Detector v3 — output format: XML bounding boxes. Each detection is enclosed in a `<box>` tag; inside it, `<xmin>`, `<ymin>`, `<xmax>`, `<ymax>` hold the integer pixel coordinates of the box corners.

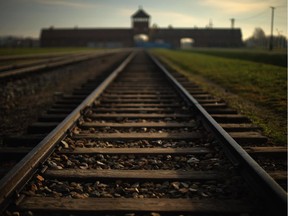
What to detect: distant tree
<box><xmin>151</xmin><ymin>23</ymin><xmax>158</xmax><ymax>29</ymax></box>
<box><xmin>253</xmin><ymin>27</ymin><xmax>266</xmax><ymax>40</ymax></box>
<box><xmin>245</xmin><ymin>27</ymin><xmax>268</xmax><ymax>48</ymax></box>
<box><xmin>0</xmin><ymin>36</ymin><xmax>39</xmax><ymax>48</ymax></box>
<box><xmin>245</xmin><ymin>27</ymin><xmax>287</xmax><ymax>49</ymax></box>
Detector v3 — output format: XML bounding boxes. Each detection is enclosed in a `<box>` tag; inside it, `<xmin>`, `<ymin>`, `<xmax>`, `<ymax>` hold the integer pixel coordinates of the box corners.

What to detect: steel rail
<box><xmin>0</xmin><ymin>50</ymin><xmax>136</xmax><ymax>213</ymax></box>
<box><xmin>0</xmin><ymin>51</ymin><xmax>103</xmax><ymax>61</ymax></box>
<box><xmin>149</xmin><ymin>52</ymin><xmax>287</xmax><ymax>215</ymax></box>
<box><xmin>0</xmin><ymin>54</ymin><xmax>90</xmax><ymax>72</ymax></box>
<box><xmin>0</xmin><ymin>49</ymin><xmax>129</xmax><ymax>79</ymax></box>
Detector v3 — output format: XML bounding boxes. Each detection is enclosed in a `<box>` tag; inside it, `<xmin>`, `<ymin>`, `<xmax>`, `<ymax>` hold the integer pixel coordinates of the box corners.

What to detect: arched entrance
<box><xmin>134</xmin><ymin>34</ymin><xmax>149</xmax><ymax>47</ymax></box>
<box><xmin>180</xmin><ymin>38</ymin><xmax>195</xmax><ymax>49</ymax></box>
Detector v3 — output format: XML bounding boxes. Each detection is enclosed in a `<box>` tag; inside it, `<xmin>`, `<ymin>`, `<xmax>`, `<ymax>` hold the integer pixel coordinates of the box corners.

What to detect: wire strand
<box><xmin>237</xmin><ymin>9</ymin><xmax>269</xmax><ymax>21</ymax></box>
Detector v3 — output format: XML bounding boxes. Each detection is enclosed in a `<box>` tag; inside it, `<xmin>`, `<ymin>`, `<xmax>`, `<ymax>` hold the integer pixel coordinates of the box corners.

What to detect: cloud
<box><xmin>199</xmin><ymin>0</ymin><xmax>269</xmax><ymax>14</ymax></box>
<box><xmin>33</xmin><ymin>0</ymin><xmax>98</xmax><ymax>9</ymax></box>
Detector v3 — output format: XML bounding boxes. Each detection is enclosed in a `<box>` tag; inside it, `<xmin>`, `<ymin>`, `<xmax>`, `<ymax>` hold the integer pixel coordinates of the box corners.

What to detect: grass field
<box><xmin>152</xmin><ymin>49</ymin><xmax>287</xmax><ymax>144</ymax></box>
<box><xmin>183</xmin><ymin>48</ymin><xmax>287</xmax><ymax>68</ymax></box>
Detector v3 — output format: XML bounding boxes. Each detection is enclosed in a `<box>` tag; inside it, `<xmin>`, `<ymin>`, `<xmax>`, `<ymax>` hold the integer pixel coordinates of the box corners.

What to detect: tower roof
<box><xmin>131</xmin><ymin>8</ymin><xmax>150</xmax><ymax>18</ymax></box>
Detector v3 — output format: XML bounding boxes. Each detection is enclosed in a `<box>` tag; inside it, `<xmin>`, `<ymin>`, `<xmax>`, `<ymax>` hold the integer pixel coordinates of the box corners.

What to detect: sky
<box><xmin>0</xmin><ymin>0</ymin><xmax>286</xmax><ymax>40</ymax></box>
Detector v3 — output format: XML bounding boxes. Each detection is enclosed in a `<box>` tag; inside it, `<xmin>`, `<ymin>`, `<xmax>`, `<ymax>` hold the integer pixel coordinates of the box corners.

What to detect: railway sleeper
<box><xmin>43</xmin><ymin>169</ymin><xmax>223</xmax><ymax>180</ymax></box>
<box><xmin>89</xmin><ymin>107</ymin><xmax>186</xmax><ymax>114</ymax></box>
<box><xmin>79</xmin><ymin>121</ymin><xmax>198</xmax><ymax>128</ymax></box>
<box><xmin>72</xmin><ymin>132</ymin><xmax>203</xmax><ymax>140</ymax></box>
<box><xmin>219</xmin><ymin>123</ymin><xmax>261</xmax><ymax>132</ymax></box>
<box><xmin>210</xmin><ymin>114</ymin><xmax>251</xmax><ymax>123</ymax></box>
<box><xmin>201</xmin><ymin>103</ymin><xmax>228</xmax><ymax>109</ymax></box>
<box><xmin>101</xmin><ymin>95</ymin><xmax>177</xmax><ymax>99</ymax></box>
<box><xmin>229</xmin><ymin>132</ymin><xmax>268</xmax><ymax>145</ymax></box>
<box><xmin>105</xmin><ymin>90</ymin><xmax>175</xmax><ymax>95</ymax></box>
<box><xmin>59</xmin><ymin>147</ymin><xmax>212</xmax><ymax>155</ymax></box>
<box><xmin>1</xmin><ymin>51</ymin><xmax>286</xmax><ymax>216</ymax></box>
<box><xmin>99</xmin><ymin>99</ymin><xmax>180</xmax><ymax>104</ymax></box>
<box><xmin>17</xmin><ymin>197</ymin><xmax>260</xmax><ymax>215</ymax></box>
<box><xmin>86</xmin><ymin>113</ymin><xmax>194</xmax><ymax>120</ymax></box>
<box><xmin>95</xmin><ymin>104</ymin><xmax>183</xmax><ymax>108</ymax></box>
<box><xmin>244</xmin><ymin>146</ymin><xmax>287</xmax><ymax>157</ymax></box>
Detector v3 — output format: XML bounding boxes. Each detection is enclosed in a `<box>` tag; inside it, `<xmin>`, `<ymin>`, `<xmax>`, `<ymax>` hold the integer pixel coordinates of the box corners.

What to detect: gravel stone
<box><xmin>48</xmin><ymin>153</ymin><xmax>227</xmax><ymax>171</ymax></box>
<box><xmin>23</xmin><ymin>177</ymin><xmax>251</xmax><ymax>200</ymax></box>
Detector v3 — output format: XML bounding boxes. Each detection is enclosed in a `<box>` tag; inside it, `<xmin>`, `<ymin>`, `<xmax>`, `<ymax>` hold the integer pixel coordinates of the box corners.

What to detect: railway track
<box><xmin>155</xmin><ymin>56</ymin><xmax>287</xmax><ymax>190</ymax></box>
<box><xmin>0</xmin><ymin>50</ymin><xmax>286</xmax><ymax>216</ymax></box>
<box><xmin>0</xmin><ymin>49</ymin><xmax>127</xmax><ymax>79</ymax></box>
<box><xmin>0</xmin><ymin>50</ymin><xmax>131</xmax><ymax>177</ymax></box>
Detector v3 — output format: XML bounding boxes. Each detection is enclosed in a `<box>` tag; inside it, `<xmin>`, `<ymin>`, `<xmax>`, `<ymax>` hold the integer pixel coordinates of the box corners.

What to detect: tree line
<box><xmin>244</xmin><ymin>27</ymin><xmax>287</xmax><ymax>49</ymax></box>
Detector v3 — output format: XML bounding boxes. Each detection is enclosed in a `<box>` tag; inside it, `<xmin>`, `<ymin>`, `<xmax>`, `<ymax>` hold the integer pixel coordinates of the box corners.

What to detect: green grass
<box><xmin>152</xmin><ymin>49</ymin><xmax>287</xmax><ymax>144</ymax></box>
<box><xmin>0</xmin><ymin>47</ymin><xmax>99</xmax><ymax>56</ymax></box>
<box><xmin>182</xmin><ymin>48</ymin><xmax>287</xmax><ymax>67</ymax></box>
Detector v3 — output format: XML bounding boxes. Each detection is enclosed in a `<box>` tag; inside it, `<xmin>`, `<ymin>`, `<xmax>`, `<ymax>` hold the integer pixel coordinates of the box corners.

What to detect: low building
<box><xmin>40</xmin><ymin>8</ymin><xmax>242</xmax><ymax>48</ymax></box>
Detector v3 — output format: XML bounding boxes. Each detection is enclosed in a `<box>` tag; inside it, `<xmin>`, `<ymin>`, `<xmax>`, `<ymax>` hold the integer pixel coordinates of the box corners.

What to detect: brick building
<box><xmin>40</xmin><ymin>8</ymin><xmax>243</xmax><ymax>48</ymax></box>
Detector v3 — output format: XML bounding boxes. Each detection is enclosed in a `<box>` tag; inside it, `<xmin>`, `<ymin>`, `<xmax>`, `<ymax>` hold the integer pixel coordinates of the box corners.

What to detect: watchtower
<box><xmin>131</xmin><ymin>7</ymin><xmax>150</xmax><ymax>34</ymax></box>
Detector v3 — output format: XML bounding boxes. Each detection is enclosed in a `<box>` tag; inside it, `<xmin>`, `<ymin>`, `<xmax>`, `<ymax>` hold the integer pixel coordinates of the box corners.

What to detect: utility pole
<box><xmin>230</xmin><ymin>18</ymin><xmax>235</xmax><ymax>29</ymax></box>
<box><xmin>269</xmin><ymin>7</ymin><xmax>275</xmax><ymax>51</ymax></box>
